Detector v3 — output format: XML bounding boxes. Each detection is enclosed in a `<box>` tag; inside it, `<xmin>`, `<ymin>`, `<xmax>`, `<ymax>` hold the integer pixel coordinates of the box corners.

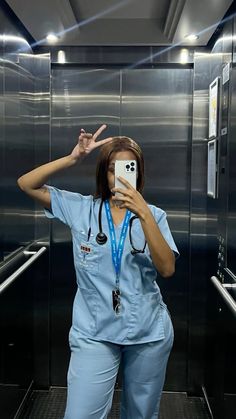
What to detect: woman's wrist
<box><xmin>139</xmin><ymin>206</ymin><xmax>152</xmax><ymax>223</ymax></box>
<box><xmin>67</xmin><ymin>153</ymin><xmax>84</xmax><ymax>166</ymax></box>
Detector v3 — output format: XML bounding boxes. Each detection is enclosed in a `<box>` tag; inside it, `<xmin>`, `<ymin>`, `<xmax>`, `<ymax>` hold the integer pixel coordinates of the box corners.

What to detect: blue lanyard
<box><xmin>104</xmin><ymin>200</ymin><xmax>131</xmax><ymax>289</ymax></box>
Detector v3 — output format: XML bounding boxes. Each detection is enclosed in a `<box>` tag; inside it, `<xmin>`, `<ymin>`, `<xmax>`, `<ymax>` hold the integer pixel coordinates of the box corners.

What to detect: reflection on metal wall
<box><xmin>34</xmin><ymin>53</ymin><xmax>51</xmax><ymax>246</ymax></box>
<box><xmin>0</xmin><ymin>5</ymin><xmax>51</xmax><ymax>414</ymax></box>
<box><xmin>204</xmin><ymin>18</ymin><xmax>236</xmax><ymax>419</ymax></box>
<box><xmin>0</xmin><ymin>36</ymin><xmax>3</xmax><ymax>263</ymax></box>
<box><xmin>189</xmin><ymin>52</ymin><xmax>212</xmax><ymax>394</ymax></box>
<box><xmin>1</xmin><ymin>35</ymin><xmax>34</xmax><ymax>260</ymax></box>
<box><xmin>50</xmin><ymin>67</ymin><xmax>192</xmax><ymax>391</ymax></box>
<box><xmin>0</xmin><ymin>8</ymin><xmax>35</xmax><ymax>417</ymax></box>
<box><xmin>32</xmin><ymin>53</ymin><xmax>51</xmax><ymax>388</ymax></box>
<box><xmin>226</xmin><ymin>58</ymin><xmax>236</xmax><ymax>277</ymax></box>
<box><xmin>121</xmin><ymin>68</ymin><xmax>192</xmax><ymax>391</ymax></box>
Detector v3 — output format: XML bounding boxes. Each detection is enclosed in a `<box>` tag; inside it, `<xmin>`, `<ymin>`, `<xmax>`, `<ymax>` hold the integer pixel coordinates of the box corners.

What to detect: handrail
<box><xmin>0</xmin><ymin>247</ymin><xmax>47</xmax><ymax>295</ymax></box>
<box><xmin>0</xmin><ymin>246</ymin><xmax>26</xmax><ymax>275</ymax></box>
<box><xmin>0</xmin><ymin>241</ymin><xmax>47</xmax><ymax>277</ymax></box>
<box><xmin>211</xmin><ymin>276</ymin><xmax>236</xmax><ymax>318</ymax></box>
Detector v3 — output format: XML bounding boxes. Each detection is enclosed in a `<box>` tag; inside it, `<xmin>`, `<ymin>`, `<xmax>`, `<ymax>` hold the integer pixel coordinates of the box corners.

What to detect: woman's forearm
<box><xmin>17</xmin><ymin>154</ymin><xmax>79</xmax><ymax>191</ymax></box>
<box><xmin>140</xmin><ymin>209</ymin><xmax>175</xmax><ymax>278</ymax></box>
<box><xmin>17</xmin><ymin>125</ymin><xmax>111</xmax><ymax>209</ymax></box>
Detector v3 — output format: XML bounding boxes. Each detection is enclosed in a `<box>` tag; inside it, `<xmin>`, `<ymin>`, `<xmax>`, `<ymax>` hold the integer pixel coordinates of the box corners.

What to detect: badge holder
<box><xmin>112</xmin><ymin>289</ymin><xmax>121</xmax><ymax>314</ymax></box>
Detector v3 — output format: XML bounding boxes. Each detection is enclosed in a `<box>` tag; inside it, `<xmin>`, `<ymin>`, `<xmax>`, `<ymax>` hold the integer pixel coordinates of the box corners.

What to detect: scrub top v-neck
<box><xmin>44</xmin><ymin>186</ymin><xmax>179</xmax><ymax>345</ymax></box>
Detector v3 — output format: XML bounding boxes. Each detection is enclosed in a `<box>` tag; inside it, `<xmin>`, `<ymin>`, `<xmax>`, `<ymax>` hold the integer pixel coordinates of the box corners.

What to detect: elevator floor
<box><xmin>19</xmin><ymin>387</ymin><xmax>211</xmax><ymax>419</ymax></box>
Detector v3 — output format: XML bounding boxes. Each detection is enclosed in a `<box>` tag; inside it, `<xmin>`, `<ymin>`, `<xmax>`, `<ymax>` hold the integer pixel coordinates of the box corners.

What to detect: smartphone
<box><xmin>115</xmin><ymin>160</ymin><xmax>137</xmax><ymax>197</ymax></box>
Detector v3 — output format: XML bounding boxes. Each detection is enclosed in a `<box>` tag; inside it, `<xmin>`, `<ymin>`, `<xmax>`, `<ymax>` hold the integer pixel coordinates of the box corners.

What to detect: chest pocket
<box><xmin>75</xmin><ymin>231</ymin><xmax>100</xmax><ymax>273</ymax></box>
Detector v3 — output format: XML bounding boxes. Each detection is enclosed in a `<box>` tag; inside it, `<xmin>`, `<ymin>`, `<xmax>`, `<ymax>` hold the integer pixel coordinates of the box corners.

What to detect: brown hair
<box><xmin>95</xmin><ymin>136</ymin><xmax>144</xmax><ymax>200</ymax></box>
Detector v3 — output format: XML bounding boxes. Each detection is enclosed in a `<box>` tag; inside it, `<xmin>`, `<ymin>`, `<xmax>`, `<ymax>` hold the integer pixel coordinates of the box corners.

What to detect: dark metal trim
<box><xmin>51</xmin><ymin>62</ymin><xmax>194</xmax><ymax>69</ymax></box>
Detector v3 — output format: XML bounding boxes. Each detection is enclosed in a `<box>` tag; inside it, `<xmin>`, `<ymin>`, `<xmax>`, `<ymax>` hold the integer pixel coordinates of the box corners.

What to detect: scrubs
<box><xmin>44</xmin><ymin>186</ymin><xmax>179</xmax><ymax>418</ymax></box>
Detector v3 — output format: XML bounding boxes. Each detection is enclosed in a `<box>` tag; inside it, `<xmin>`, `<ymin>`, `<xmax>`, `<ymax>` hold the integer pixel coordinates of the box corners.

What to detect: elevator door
<box><xmin>50</xmin><ymin>67</ymin><xmax>192</xmax><ymax>391</ymax></box>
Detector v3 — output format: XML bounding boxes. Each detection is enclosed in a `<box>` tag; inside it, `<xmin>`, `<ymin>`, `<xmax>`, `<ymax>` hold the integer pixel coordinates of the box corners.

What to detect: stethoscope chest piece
<box><xmin>96</xmin><ymin>232</ymin><xmax>107</xmax><ymax>245</ymax></box>
<box><xmin>95</xmin><ymin>200</ymin><xmax>146</xmax><ymax>252</ymax></box>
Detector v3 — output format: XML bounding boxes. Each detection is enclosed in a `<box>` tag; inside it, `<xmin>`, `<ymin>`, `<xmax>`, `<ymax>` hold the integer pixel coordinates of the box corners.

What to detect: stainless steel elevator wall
<box><xmin>0</xmin><ymin>27</ymin><xmax>34</xmax><ymax>261</ymax></box>
<box><xmin>33</xmin><ymin>53</ymin><xmax>51</xmax><ymax>247</ymax></box>
<box><xmin>50</xmin><ymin>67</ymin><xmax>192</xmax><ymax>390</ymax></box>
<box><xmin>0</xmin><ymin>6</ymin><xmax>51</xmax><ymax>417</ymax></box>
<box><xmin>33</xmin><ymin>53</ymin><xmax>51</xmax><ymax>388</ymax></box>
<box><xmin>204</xmin><ymin>17</ymin><xmax>236</xmax><ymax>419</ymax></box>
<box><xmin>189</xmin><ymin>52</ymin><xmax>212</xmax><ymax>394</ymax></box>
<box><xmin>0</xmin><ymin>6</ymin><xmax>51</xmax><ymax>414</ymax></box>
<box><xmin>0</xmin><ymin>35</ymin><xmax>3</xmax><ymax>263</ymax></box>
<box><xmin>121</xmin><ymin>68</ymin><xmax>192</xmax><ymax>391</ymax></box>
<box><xmin>0</xmin><ymin>14</ymin><xmax>50</xmax><ymax>263</ymax></box>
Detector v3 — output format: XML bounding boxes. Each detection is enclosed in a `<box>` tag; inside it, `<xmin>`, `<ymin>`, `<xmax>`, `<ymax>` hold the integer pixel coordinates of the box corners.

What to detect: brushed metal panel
<box><xmin>3</xmin><ymin>48</ymin><xmax>35</xmax><ymax>257</ymax></box>
<box><xmin>225</xmin><ymin>52</ymin><xmax>236</xmax><ymax>277</ymax></box>
<box><xmin>204</xmin><ymin>19</ymin><xmax>236</xmax><ymax>418</ymax></box>
<box><xmin>33</xmin><ymin>53</ymin><xmax>51</xmax><ymax>248</ymax></box>
<box><xmin>0</xmin><ymin>36</ymin><xmax>3</xmax><ymax>263</ymax></box>
<box><xmin>193</xmin><ymin>19</ymin><xmax>233</xmax><ymax>402</ymax></box>
<box><xmin>0</xmin><ymin>267</ymin><xmax>34</xmax><ymax>416</ymax></box>
<box><xmin>227</xmin><ymin>97</ymin><xmax>236</xmax><ymax>268</ymax></box>
<box><xmin>121</xmin><ymin>69</ymin><xmax>191</xmax><ymax>204</ymax></box>
<box><xmin>32</xmin><ymin>53</ymin><xmax>51</xmax><ymax>388</ymax></box>
<box><xmin>121</xmin><ymin>68</ymin><xmax>192</xmax><ymax>391</ymax></box>
<box><xmin>189</xmin><ymin>52</ymin><xmax>211</xmax><ymax>395</ymax></box>
<box><xmin>205</xmin><ymin>279</ymin><xmax>236</xmax><ymax>419</ymax></box>
<box><xmin>0</xmin><ymin>16</ymin><xmax>36</xmax><ymax>418</ymax></box>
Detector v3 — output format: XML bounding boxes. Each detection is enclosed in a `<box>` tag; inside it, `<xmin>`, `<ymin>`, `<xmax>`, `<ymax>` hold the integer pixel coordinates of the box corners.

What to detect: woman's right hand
<box><xmin>71</xmin><ymin>124</ymin><xmax>113</xmax><ymax>159</ymax></box>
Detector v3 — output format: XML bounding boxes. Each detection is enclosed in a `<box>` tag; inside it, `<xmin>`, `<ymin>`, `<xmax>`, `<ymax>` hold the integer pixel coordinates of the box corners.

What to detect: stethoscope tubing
<box><xmin>95</xmin><ymin>199</ymin><xmax>147</xmax><ymax>254</ymax></box>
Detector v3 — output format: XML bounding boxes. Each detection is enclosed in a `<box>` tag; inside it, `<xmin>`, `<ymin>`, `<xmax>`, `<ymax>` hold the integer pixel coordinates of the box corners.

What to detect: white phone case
<box><xmin>115</xmin><ymin>160</ymin><xmax>137</xmax><ymax>196</ymax></box>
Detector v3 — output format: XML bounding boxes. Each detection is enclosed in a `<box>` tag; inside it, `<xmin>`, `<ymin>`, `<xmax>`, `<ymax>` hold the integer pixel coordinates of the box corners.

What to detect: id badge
<box><xmin>112</xmin><ymin>289</ymin><xmax>121</xmax><ymax>314</ymax></box>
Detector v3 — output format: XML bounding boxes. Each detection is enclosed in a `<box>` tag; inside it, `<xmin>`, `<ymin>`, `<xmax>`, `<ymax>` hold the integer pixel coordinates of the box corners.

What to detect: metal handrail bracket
<box><xmin>222</xmin><ymin>283</ymin><xmax>236</xmax><ymax>289</ymax></box>
<box><xmin>0</xmin><ymin>246</ymin><xmax>47</xmax><ymax>295</ymax></box>
<box><xmin>211</xmin><ymin>276</ymin><xmax>236</xmax><ymax>318</ymax></box>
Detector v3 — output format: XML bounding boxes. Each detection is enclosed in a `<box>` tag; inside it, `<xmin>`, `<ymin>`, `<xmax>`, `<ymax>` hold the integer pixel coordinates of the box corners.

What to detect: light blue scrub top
<box><xmin>44</xmin><ymin>186</ymin><xmax>179</xmax><ymax>345</ymax></box>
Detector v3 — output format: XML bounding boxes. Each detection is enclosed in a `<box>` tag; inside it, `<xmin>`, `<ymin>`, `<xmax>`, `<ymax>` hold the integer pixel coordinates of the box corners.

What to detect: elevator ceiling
<box><xmin>5</xmin><ymin>0</ymin><xmax>235</xmax><ymax>46</ymax></box>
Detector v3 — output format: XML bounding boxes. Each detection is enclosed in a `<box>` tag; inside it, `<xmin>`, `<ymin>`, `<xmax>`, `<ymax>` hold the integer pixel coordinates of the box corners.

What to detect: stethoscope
<box><xmin>95</xmin><ymin>199</ymin><xmax>147</xmax><ymax>255</ymax></box>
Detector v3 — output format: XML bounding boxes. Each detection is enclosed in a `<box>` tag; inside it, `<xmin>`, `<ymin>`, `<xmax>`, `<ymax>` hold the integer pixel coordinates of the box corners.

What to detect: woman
<box><xmin>17</xmin><ymin>124</ymin><xmax>179</xmax><ymax>419</ymax></box>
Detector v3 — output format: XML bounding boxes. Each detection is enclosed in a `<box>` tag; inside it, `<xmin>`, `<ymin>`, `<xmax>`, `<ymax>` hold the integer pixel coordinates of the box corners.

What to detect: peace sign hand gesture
<box><xmin>71</xmin><ymin>124</ymin><xmax>113</xmax><ymax>159</ymax></box>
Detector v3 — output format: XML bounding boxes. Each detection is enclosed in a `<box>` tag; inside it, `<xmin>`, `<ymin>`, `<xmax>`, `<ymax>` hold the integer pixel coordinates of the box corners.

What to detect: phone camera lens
<box><xmin>131</xmin><ymin>167</ymin><xmax>135</xmax><ymax>172</ymax></box>
<box><xmin>126</xmin><ymin>164</ymin><xmax>130</xmax><ymax>170</ymax></box>
<box><xmin>131</xmin><ymin>162</ymin><xmax>135</xmax><ymax>166</ymax></box>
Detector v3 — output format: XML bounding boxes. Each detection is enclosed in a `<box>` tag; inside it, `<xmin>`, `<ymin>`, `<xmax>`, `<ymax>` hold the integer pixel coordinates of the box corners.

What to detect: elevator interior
<box><xmin>0</xmin><ymin>1</ymin><xmax>236</xmax><ymax>418</ymax></box>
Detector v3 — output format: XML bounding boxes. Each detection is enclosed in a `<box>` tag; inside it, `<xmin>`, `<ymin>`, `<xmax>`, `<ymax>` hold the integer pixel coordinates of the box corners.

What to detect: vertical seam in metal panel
<box><xmin>49</xmin><ymin>55</ymin><xmax>53</xmax><ymax>388</ymax></box>
<box><xmin>119</xmin><ymin>69</ymin><xmax>122</xmax><ymax>136</ymax></box>
<box><xmin>187</xmin><ymin>64</ymin><xmax>195</xmax><ymax>393</ymax></box>
<box><xmin>49</xmin><ymin>57</ymin><xmax>52</xmax><ymax>165</ymax></box>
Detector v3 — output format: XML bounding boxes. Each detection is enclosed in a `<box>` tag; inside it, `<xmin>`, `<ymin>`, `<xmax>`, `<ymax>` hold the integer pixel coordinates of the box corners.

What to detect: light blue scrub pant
<box><xmin>64</xmin><ymin>310</ymin><xmax>174</xmax><ymax>419</ymax></box>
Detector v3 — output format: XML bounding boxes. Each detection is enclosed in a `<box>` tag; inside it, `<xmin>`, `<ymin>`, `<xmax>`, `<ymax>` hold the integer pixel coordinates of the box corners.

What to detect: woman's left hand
<box><xmin>111</xmin><ymin>176</ymin><xmax>150</xmax><ymax>220</ymax></box>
